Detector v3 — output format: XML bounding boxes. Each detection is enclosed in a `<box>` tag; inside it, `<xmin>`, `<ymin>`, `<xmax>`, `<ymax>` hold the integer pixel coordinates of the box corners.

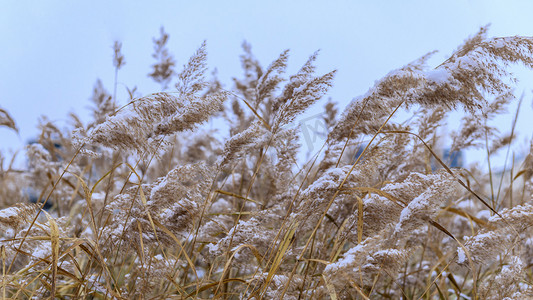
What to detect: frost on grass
<box><xmin>88</xmin><ymin>42</ymin><xmax>227</xmax><ymax>154</ymax></box>
<box><xmin>324</xmin><ymin>227</ymin><xmax>410</xmax><ymax>289</ymax></box>
<box><xmin>458</xmin><ymin>204</ymin><xmax>533</xmax><ymax>265</ymax></box>
<box><xmin>3</xmin><ymin>27</ymin><xmax>533</xmax><ymax>299</ymax></box>
<box><xmin>0</xmin><ymin>203</ymin><xmax>39</xmax><ymax>232</ymax></box>
<box><xmin>98</xmin><ymin>162</ymin><xmax>213</xmax><ymax>254</ymax></box>
<box><xmin>331</xmin><ymin>28</ymin><xmax>533</xmax><ymax>141</ymax></box>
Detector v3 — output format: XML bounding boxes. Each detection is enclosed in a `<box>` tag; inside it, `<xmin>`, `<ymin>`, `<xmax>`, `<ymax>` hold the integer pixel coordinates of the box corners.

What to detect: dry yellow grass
<box><xmin>0</xmin><ymin>26</ymin><xmax>533</xmax><ymax>299</ymax></box>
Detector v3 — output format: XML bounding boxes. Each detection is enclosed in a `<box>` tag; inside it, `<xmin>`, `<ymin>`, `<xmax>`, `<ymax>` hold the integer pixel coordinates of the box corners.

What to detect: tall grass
<box><xmin>1</xmin><ymin>26</ymin><xmax>533</xmax><ymax>299</ymax></box>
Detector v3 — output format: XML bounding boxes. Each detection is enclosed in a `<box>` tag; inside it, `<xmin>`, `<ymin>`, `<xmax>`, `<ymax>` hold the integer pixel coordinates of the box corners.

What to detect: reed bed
<box><xmin>1</xmin><ymin>26</ymin><xmax>533</xmax><ymax>299</ymax></box>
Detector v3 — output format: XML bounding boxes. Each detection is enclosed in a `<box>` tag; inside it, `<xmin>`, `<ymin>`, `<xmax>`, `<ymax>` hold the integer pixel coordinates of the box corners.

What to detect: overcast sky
<box><xmin>1</xmin><ymin>1</ymin><xmax>532</xmax><ymax>169</ymax></box>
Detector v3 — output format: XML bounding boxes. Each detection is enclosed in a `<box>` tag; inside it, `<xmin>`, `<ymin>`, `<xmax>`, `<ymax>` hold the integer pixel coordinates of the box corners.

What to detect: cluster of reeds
<box><xmin>1</xmin><ymin>26</ymin><xmax>533</xmax><ymax>299</ymax></box>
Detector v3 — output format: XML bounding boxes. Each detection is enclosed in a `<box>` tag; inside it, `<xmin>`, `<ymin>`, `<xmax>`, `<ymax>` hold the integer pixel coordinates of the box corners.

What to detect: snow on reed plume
<box><xmin>1</xmin><ymin>26</ymin><xmax>533</xmax><ymax>298</ymax></box>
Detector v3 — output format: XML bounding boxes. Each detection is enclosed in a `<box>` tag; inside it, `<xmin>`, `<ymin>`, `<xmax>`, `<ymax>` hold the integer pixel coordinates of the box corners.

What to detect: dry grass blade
<box><xmin>417</xmin><ymin>254</ymin><xmax>456</xmax><ymax>300</ymax></box>
<box><xmin>341</xmin><ymin>186</ymin><xmax>407</xmax><ymax>207</ymax></box>
<box><xmin>223</xmin><ymin>89</ymin><xmax>271</xmax><ymax>130</ymax></box>
<box><xmin>357</xmin><ymin>195</ymin><xmax>364</xmax><ymax>244</ymax></box>
<box><xmin>44</xmin><ymin>212</ymin><xmax>59</xmax><ymax>300</ymax></box>
<box><xmin>151</xmin><ymin>219</ymin><xmax>199</xmax><ymax>285</ymax></box>
<box><xmin>428</xmin><ymin>220</ymin><xmax>457</xmax><ymax>242</ymax></box>
<box><xmin>214</xmin><ymin>190</ymin><xmax>262</xmax><ymax>205</ymax></box>
<box><xmin>322</xmin><ymin>273</ymin><xmax>338</xmax><ymax>300</ymax></box>
<box><xmin>1</xmin><ymin>246</ymin><xmax>5</xmax><ymax>299</ymax></box>
<box><xmin>187</xmin><ymin>278</ymin><xmax>247</xmax><ymax>299</ymax></box>
<box><xmin>136</xmin><ymin>220</ymin><xmax>145</xmax><ymax>265</ymax></box>
<box><xmin>343</xmin><ymin>273</ymin><xmax>370</xmax><ymax>300</ymax></box>
<box><xmin>214</xmin><ymin>244</ymin><xmax>265</xmax><ymax>296</ymax></box>
<box><xmin>260</xmin><ymin>221</ymin><xmax>298</xmax><ymax>298</ymax></box>
<box><xmin>444</xmin><ymin>207</ymin><xmax>489</xmax><ymax>228</ymax></box>
<box><xmin>68</xmin><ymin>172</ymin><xmax>99</xmax><ymax>236</ymax></box>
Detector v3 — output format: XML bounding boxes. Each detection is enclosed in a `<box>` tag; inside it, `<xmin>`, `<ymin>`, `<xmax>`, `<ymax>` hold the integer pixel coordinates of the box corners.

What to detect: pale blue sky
<box><xmin>1</xmin><ymin>1</ymin><xmax>532</xmax><ymax>168</ymax></box>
